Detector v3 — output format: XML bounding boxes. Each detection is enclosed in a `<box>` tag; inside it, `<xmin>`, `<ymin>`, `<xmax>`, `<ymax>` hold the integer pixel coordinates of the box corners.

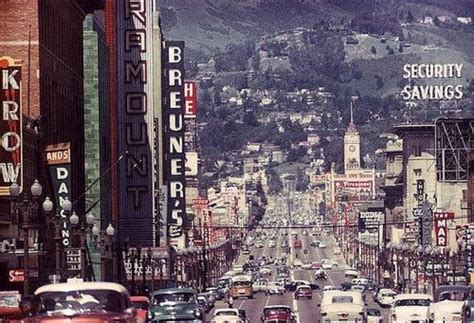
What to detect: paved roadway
<box><xmin>208</xmin><ymin>229</ymin><xmax>390</xmax><ymax>322</ymax></box>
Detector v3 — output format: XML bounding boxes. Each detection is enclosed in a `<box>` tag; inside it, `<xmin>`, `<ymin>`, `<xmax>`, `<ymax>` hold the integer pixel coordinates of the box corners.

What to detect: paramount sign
<box><xmin>434</xmin><ymin>211</ymin><xmax>454</xmax><ymax>246</ymax></box>
<box><xmin>0</xmin><ymin>57</ymin><xmax>22</xmax><ymax>196</ymax></box>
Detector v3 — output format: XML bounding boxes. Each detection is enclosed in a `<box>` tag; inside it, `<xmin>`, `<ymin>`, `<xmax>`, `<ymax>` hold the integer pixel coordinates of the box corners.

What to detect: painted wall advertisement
<box><xmin>162</xmin><ymin>41</ymin><xmax>187</xmax><ymax>248</ymax></box>
<box><xmin>45</xmin><ymin>143</ymin><xmax>72</xmax><ymax>247</ymax></box>
<box><xmin>0</xmin><ymin>56</ymin><xmax>22</xmax><ymax>196</ymax></box>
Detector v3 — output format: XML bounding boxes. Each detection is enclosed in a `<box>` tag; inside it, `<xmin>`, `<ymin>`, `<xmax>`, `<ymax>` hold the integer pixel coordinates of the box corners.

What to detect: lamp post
<box><xmin>91</xmin><ymin>223</ymin><xmax>115</xmax><ymax>282</ymax></box>
<box><xmin>70</xmin><ymin>211</ymin><xmax>96</xmax><ymax>280</ymax></box>
<box><xmin>10</xmin><ymin>180</ymin><xmax>43</xmax><ymax>296</ymax></box>
<box><xmin>423</xmin><ymin>245</ymin><xmax>432</xmax><ymax>293</ymax></box>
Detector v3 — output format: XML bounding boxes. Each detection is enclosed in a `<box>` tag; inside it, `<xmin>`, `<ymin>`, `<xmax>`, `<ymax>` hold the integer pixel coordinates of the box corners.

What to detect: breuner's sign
<box><xmin>0</xmin><ymin>56</ymin><xmax>22</xmax><ymax>196</ymax></box>
<box><xmin>45</xmin><ymin>143</ymin><xmax>72</xmax><ymax>247</ymax></box>
<box><xmin>116</xmin><ymin>0</ymin><xmax>156</xmax><ymax>245</ymax></box>
<box><xmin>184</xmin><ymin>81</ymin><xmax>197</xmax><ymax>118</ymax></box>
<box><xmin>162</xmin><ymin>41</ymin><xmax>186</xmax><ymax>248</ymax></box>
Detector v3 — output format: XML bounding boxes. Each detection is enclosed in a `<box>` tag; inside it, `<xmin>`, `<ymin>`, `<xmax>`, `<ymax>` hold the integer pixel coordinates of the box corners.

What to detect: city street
<box><xmin>209</xmin><ymin>229</ymin><xmax>390</xmax><ymax>322</ymax></box>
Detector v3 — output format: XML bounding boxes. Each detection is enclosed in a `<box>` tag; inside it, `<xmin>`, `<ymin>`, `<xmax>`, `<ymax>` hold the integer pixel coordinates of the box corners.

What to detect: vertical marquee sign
<box><xmin>0</xmin><ymin>57</ymin><xmax>22</xmax><ymax>195</ymax></box>
<box><xmin>45</xmin><ymin>143</ymin><xmax>72</xmax><ymax>247</ymax></box>
<box><xmin>116</xmin><ymin>0</ymin><xmax>156</xmax><ymax>245</ymax></box>
<box><xmin>162</xmin><ymin>41</ymin><xmax>187</xmax><ymax>248</ymax></box>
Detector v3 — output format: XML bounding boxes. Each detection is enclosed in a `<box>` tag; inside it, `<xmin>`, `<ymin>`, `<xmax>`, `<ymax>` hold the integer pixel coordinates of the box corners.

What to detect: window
<box><xmin>412</xmin><ymin>145</ymin><xmax>422</xmax><ymax>157</ymax></box>
<box><xmin>414</xmin><ymin>169</ymin><xmax>422</xmax><ymax>178</ymax></box>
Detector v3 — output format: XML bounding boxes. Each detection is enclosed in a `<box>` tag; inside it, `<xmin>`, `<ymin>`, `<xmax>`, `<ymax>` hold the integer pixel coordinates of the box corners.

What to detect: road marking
<box><xmin>238</xmin><ymin>300</ymin><xmax>245</xmax><ymax>309</ymax></box>
<box><xmin>292</xmin><ymin>296</ymin><xmax>300</xmax><ymax>323</ymax></box>
<box><xmin>265</xmin><ymin>295</ymin><xmax>270</xmax><ymax>307</ymax></box>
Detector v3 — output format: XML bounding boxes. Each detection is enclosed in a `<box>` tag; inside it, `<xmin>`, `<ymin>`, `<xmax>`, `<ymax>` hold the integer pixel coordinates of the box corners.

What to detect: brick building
<box><xmin>0</xmin><ymin>0</ymin><xmax>104</xmax><ymax>290</ymax></box>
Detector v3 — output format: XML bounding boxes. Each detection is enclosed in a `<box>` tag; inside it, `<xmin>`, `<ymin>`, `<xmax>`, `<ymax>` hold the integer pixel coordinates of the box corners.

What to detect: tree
<box><xmin>385</xmin><ymin>44</ymin><xmax>391</xmax><ymax>50</ymax></box>
<box><xmin>389</xmin><ymin>48</ymin><xmax>395</xmax><ymax>55</ymax></box>
<box><xmin>398</xmin><ymin>30</ymin><xmax>405</xmax><ymax>42</ymax></box>
<box><xmin>398</xmin><ymin>44</ymin><xmax>403</xmax><ymax>53</ymax></box>
<box><xmin>371</xmin><ymin>46</ymin><xmax>377</xmax><ymax>55</ymax></box>
<box><xmin>407</xmin><ymin>10</ymin><xmax>414</xmax><ymax>23</ymax></box>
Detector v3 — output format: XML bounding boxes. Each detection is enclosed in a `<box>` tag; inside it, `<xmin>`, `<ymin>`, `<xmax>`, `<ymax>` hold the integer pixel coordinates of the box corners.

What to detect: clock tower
<box><xmin>344</xmin><ymin>105</ymin><xmax>361</xmax><ymax>174</ymax></box>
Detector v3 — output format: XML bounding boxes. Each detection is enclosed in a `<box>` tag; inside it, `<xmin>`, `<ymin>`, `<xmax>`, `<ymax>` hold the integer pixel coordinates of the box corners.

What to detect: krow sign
<box><xmin>0</xmin><ymin>56</ymin><xmax>22</xmax><ymax>196</ymax></box>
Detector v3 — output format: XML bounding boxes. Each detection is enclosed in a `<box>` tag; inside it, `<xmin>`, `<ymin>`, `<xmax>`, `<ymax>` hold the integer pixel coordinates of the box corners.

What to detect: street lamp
<box><xmin>92</xmin><ymin>223</ymin><xmax>115</xmax><ymax>282</ymax></box>
<box><xmin>70</xmin><ymin>211</ymin><xmax>96</xmax><ymax>280</ymax></box>
<box><xmin>10</xmin><ymin>180</ymin><xmax>43</xmax><ymax>296</ymax></box>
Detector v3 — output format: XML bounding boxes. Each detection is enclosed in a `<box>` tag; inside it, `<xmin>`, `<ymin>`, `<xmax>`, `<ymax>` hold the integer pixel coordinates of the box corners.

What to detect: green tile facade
<box><xmin>83</xmin><ymin>12</ymin><xmax>111</xmax><ymax>281</ymax></box>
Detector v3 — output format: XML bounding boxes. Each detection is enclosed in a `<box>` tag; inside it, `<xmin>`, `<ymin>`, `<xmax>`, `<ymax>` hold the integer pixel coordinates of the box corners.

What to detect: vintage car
<box><xmin>0</xmin><ymin>291</ymin><xmax>22</xmax><ymax>322</ymax></box>
<box><xmin>267</xmin><ymin>282</ymin><xmax>285</xmax><ymax>295</ymax></box>
<box><xmin>211</xmin><ymin>308</ymin><xmax>248</xmax><ymax>323</ymax></box>
<box><xmin>130</xmin><ymin>296</ymin><xmax>149</xmax><ymax>323</ymax></box>
<box><xmin>315</xmin><ymin>269</ymin><xmax>328</xmax><ymax>280</ymax></box>
<box><xmin>260</xmin><ymin>305</ymin><xmax>296</xmax><ymax>323</ymax></box>
<box><xmin>148</xmin><ymin>288</ymin><xmax>204</xmax><ymax>322</ymax></box>
<box><xmin>389</xmin><ymin>293</ymin><xmax>432</xmax><ymax>323</ymax></box>
<box><xmin>21</xmin><ymin>281</ymin><xmax>137</xmax><ymax>323</ymax></box>
<box><xmin>319</xmin><ymin>290</ymin><xmax>365</xmax><ymax>322</ymax></box>
<box><xmin>462</xmin><ymin>284</ymin><xmax>474</xmax><ymax>322</ymax></box>
<box><xmin>375</xmin><ymin>288</ymin><xmax>397</xmax><ymax>307</ymax></box>
<box><xmin>294</xmin><ymin>285</ymin><xmax>312</xmax><ymax>300</ymax></box>
<box><xmin>366</xmin><ymin>308</ymin><xmax>382</xmax><ymax>323</ymax></box>
<box><xmin>344</xmin><ymin>268</ymin><xmax>359</xmax><ymax>278</ymax></box>
<box><xmin>284</xmin><ymin>280</ymin><xmax>319</xmax><ymax>292</ymax></box>
<box><xmin>428</xmin><ymin>285</ymin><xmax>468</xmax><ymax>323</ymax></box>
<box><xmin>196</xmin><ymin>293</ymin><xmax>213</xmax><ymax>313</ymax></box>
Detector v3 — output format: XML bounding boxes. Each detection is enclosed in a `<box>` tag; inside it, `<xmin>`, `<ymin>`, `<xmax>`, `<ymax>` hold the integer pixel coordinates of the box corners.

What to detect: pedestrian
<box><xmin>227</xmin><ymin>296</ymin><xmax>234</xmax><ymax>308</ymax></box>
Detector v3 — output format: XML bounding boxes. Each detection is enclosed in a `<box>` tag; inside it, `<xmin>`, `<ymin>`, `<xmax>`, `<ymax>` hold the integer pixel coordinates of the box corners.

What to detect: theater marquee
<box><xmin>0</xmin><ymin>56</ymin><xmax>22</xmax><ymax>196</ymax></box>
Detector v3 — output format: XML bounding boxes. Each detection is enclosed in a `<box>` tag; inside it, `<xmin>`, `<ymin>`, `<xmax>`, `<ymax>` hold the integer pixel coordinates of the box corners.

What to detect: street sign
<box><xmin>8</xmin><ymin>270</ymin><xmax>24</xmax><ymax>282</ymax></box>
<box><xmin>65</xmin><ymin>248</ymin><xmax>82</xmax><ymax>271</ymax></box>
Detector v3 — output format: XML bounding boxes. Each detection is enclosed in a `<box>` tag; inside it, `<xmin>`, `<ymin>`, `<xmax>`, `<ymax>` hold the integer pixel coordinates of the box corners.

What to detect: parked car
<box><xmin>429</xmin><ymin>285</ymin><xmax>468</xmax><ymax>323</ymax></box>
<box><xmin>344</xmin><ymin>268</ymin><xmax>359</xmax><ymax>278</ymax></box>
<box><xmin>130</xmin><ymin>296</ymin><xmax>150</xmax><ymax>323</ymax></box>
<box><xmin>21</xmin><ymin>281</ymin><xmax>137</xmax><ymax>323</ymax></box>
<box><xmin>294</xmin><ymin>285</ymin><xmax>312</xmax><ymax>300</ymax></box>
<box><xmin>366</xmin><ymin>308</ymin><xmax>383</xmax><ymax>323</ymax></box>
<box><xmin>260</xmin><ymin>305</ymin><xmax>296</xmax><ymax>323</ymax></box>
<box><xmin>211</xmin><ymin>308</ymin><xmax>248</xmax><ymax>323</ymax></box>
<box><xmin>319</xmin><ymin>290</ymin><xmax>365</xmax><ymax>322</ymax></box>
<box><xmin>389</xmin><ymin>293</ymin><xmax>432</xmax><ymax>323</ymax></box>
<box><xmin>375</xmin><ymin>288</ymin><xmax>397</xmax><ymax>307</ymax></box>
<box><xmin>149</xmin><ymin>288</ymin><xmax>204</xmax><ymax>322</ymax></box>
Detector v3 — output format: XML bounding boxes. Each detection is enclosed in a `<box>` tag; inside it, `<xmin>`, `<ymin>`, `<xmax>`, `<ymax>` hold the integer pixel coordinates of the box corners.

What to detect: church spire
<box><xmin>350</xmin><ymin>101</ymin><xmax>354</xmax><ymax>123</ymax></box>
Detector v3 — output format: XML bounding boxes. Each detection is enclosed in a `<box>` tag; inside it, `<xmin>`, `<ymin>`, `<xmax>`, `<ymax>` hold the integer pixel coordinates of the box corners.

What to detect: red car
<box><xmin>311</xmin><ymin>262</ymin><xmax>321</xmax><ymax>270</ymax></box>
<box><xmin>294</xmin><ymin>285</ymin><xmax>312</xmax><ymax>300</ymax></box>
<box><xmin>294</xmin><ymin>240</ymin><xmax>302</xmax><ymax>249</ymax></box>
<box><xmin>261</xmin><ymin>305</ymin><xmax>296</xmax><ymax>323</ymax></box>
<box><xmin>130</xmin><ymin>295</ymin><xmax>150</xmax><ymax>323</ymax></box>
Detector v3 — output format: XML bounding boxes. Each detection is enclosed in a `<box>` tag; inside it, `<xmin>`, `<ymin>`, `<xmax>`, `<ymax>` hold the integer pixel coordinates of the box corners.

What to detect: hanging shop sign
<box><xmin>434</xmin><ymin>211</ymin><xmax>454</xmax><ymax>246</ymax></box>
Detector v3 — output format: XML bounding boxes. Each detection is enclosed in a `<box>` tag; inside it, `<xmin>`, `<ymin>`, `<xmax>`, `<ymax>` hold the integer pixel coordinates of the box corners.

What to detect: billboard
<box><xmin>184</xmin><ymin>81</ymin><xmax>197</xmax><ymax>118</ymax></box>
<box><xmin>116</xmin><ymin>0</ymin><xmax>156</xmax><ymax>245</ymax></box>
<box><xmin>0</xmin><ymin>57</ymin><xmax>22</xmax><ymax>196</ymax></box>
<box><xmin>162</xmin><ymin>41</ymin><xmax>186</xmax><ymax>248</ymax></box>
<box><xmin>45</xmin><ymin>143</ymin><xmax>72</xmax><ymax>247</ymax></box>
<box><xmin>434</xmin><ymin>211</ymin><xmax>454</xmax><ymax>246</ymax></box>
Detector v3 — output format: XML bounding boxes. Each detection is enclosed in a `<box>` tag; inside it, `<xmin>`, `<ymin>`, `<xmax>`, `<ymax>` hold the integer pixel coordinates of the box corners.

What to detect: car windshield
<box><xmin>332</xmin><ymin>296</ymin><xmax>353</xmax><ymax>303</ymax></box>
<box><xmin>436</xmin><ymin>291</ymin><xmax>466</xmax><ymax>301</ymax></box>
<box><xmin>381</xmin><ymin>292</ymin><xmax>396</xmax><ymax>297</ymax></box>
<box><xmin>264</xmin><ymin>308</ymin><xmax>290</xmax><ymax>315</ymax></box>
<box><xmin>153</xmin><ymin>292</ymin><xmax>195</xmax><ymax>305</ymax></box>
<box><xmin>131</xmin><ymin>300</ymin><xmax>149</xmax><ymax>310</ymax></box>
<box><xmin>395</xmin><ymin>299</ymin><xmax>431</xmax><ymax>306</ymax></box>
<box><xmin>367</xmin><ymin>309</ymin><xmax>380</xmax><ymax>316</ymax></box>
<box><xmin>0</xmin><ymin>293</ymin><xmax>20</xmax><ymax>307</ymax></box>
<box><xmin>216</xmin><ymin>310</ymin><xmax>238</xmax><ymax>316</ymax></box>
<box><xmin>37</xmin><ymin>289</ymin><xmax>125</xmax><ymax>315</ymax></box>
<box><xmin>233</xmin><ymin>281</ymin><xmax>251</xmax><ymax>287</ymax></box>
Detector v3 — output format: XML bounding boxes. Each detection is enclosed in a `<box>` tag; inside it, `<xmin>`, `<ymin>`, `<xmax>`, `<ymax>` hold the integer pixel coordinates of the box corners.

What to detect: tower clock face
<box><xmin>349</xmin><ymin>145</ymin><xmax>356</xmax><ymax>152</ymax></box>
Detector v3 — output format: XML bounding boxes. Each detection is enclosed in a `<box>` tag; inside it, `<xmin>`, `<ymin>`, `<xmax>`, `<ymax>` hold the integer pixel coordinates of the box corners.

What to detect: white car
<box><xmin>252</xmin><ymin>280</ymin><xmax>269</xmax><ymax>293</ymax></box>
<box><xmin>319</xmin><ymin>242</ymin><xmax>327</xmax><ymax>248</ymax></box>
<box><xmin>301</xmin><ymin>262</ymin><xmax>312</xmax><ymax>270</ymax></box>
<box><xmin>293</xmin><ymin>259</ymin><xmax>303</xmax><ymax>268</ymax></box>
<box><xmin>320</xmin><ymin>290</ymin><xmax>365</xmax><ymax>322</ymax></box>
<box><xmin>323</xmin><ymin>285</ymin><xmax>337</xmax><ymax>292</ymax></box>
<box><xmin>389</xmin><ymin>293</ymin><xmax>432</xmax><ymax>323</ymax></box>
<box><xmin>321</xmin><ymin>261</ymin><xmax>333</xmax><ymax>270</ymax></box>
<box><xmin>344</xmin><ymin>268</ymin><xmax>359</xmax><ymax>278</ymax></box>
<box><xmin>267</xmin><ymin>282</ymin><xmax>285</xmax><ymax>295</ymax></box>
<box><xmin>211</xmin><ymin>308</ymin><xmax>248</xmax><ymax>323</ymax></box>
<box><xmin>332</xmin><ymin>247</ymin><xmax>341</xmax><ymax>255</ymax></box>
<box><xmin>366</xmin><ymin>308</ymin><xmax>383</xmax><ymax>323</ymax></box>
<box><xmin>259</xmin><ymin>267</ymin><xmax>272</xmax><ymax>276</ymax></box>
<box><xmin>428</xmin><ymin>285</ymin><xmax>468</xmax><ymax>323</ymax></box>
<box><xmin>376</xmin><ymin>288</ymin><xmax>397</xmax><ymax>307</ymax></box>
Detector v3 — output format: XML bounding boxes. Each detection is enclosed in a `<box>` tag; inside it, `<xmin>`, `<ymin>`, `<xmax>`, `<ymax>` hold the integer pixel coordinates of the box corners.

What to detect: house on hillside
<box><xmin>457</xmin><ymin>17</ymin><xmax>472</xmax><ymax>24</ymax></box>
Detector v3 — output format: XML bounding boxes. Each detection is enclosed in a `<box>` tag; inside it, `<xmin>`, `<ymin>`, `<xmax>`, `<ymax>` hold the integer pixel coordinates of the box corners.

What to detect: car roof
<box><xmin>394</xmin><ymin>293</ymin><xmax>433</xmax><ymax>301</ymax></box>
<box><xmin>35</xmin><ymin>282</ymin><xmax>129</xmax><ymax>295</ymax></box>
<box><xmin>321</xmin><ymin>290</ymin><xmax>363</xmax><ymax>304</ymax></box>
<box><xmin>435</xmin><ymin>285</ymin><xmax>469</xmax><ymax>300</ymax></box>
<box><xmin>130</xmin><ymin>296</ymin><xmax>149</xmax><ymax>302</ymax></box>
<box><xmin>296</xmin><ymin>285</ymin><xmax>311</xmax><ymax>289</ymax></box>
<box><xmin>264</xmin><ymin>305</ymin><xmax>291</xmax><ymax>310</ymax></box>
<box><xmin>215</xmin><ymin>308</ymin><xmax>239</xmax><ymax>314</ymax></box>
<box><xmin>151</xmin><ymin>288</ymin><xmax>196</xmax><ymax>296</ymax></box>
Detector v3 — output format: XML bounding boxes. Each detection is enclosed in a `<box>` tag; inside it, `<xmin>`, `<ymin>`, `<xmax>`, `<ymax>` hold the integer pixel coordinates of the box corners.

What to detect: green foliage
<box><xmin>407</xmin><ymin>10</ymin><xmax>414</xmax><ymax>23</ymax></box>
<box><xmin>214</xmin><ymin>42</ymin><xmax>254</xmax><ymax>72</ymax></box>
<box><xmin>371</xmin><ymin>46</ymin><xmax>377</xmax><ymax>54</ymax></box>
<box><xmin>389</xmin><ymin>48</ymin><xmax>395</xmax><ymax>55</ymax></box>
<box><xmin>266</xmin><ymin>168</ymin><xmax>283</xmax><ymax>193</ymax></box>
